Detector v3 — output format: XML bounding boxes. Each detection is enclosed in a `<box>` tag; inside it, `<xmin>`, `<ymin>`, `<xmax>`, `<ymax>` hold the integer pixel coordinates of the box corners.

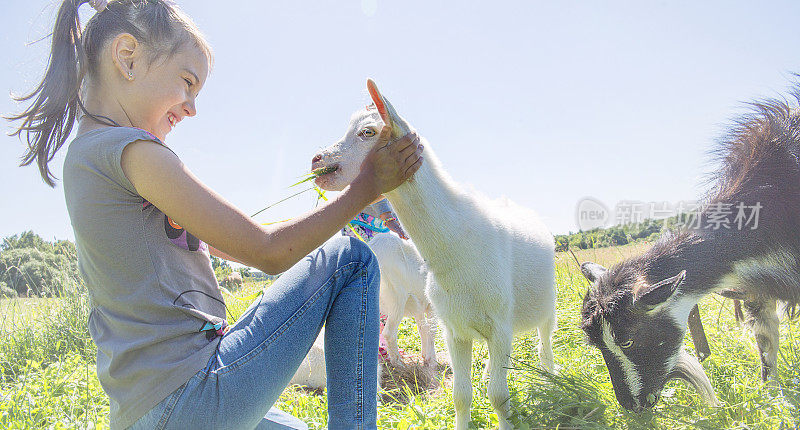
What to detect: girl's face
<box><xmin>124</xmin><ymin>44</ymin><xmax>209</xmax><ymax>141</ymax></box>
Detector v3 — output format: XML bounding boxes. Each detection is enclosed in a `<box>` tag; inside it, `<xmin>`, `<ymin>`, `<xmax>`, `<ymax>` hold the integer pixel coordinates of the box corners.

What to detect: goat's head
<box><xmin>312</xmin><ymin>79</ymin><xmax>413</xmax><ymax>191</ymax></box>
<box><xmin>580</xmin><ymin>261</ymin><xmax>714</xmax><ymax>411</ymax></box>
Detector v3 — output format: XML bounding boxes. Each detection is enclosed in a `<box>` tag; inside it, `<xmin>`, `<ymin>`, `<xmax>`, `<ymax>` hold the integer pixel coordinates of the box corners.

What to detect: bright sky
<box><xmin>2</xmin><ymin>1</ymin><xmax>799</xmax><ymax>242</ymax></box>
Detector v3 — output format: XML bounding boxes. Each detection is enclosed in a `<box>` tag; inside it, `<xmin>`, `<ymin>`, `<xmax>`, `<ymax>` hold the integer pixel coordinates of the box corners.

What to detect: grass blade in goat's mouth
<box><xmin>291</xmin><ymin>165</ymin><xmax>339</xmax><ymax>187</ymax></box>
<box><xmin>312</xmin><ymin>165</ymin><xmax>338</xmax><ymax>176</ymax></box>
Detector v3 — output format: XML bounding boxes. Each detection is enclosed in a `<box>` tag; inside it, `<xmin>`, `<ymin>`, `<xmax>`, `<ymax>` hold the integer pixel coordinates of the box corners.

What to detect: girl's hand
<box><xmin>356</xmin><ymin>127</ymin><xmax>423</xmax><ymax>197</ymax></box>
<box><xmin>379</xmin><ymin>210</ymin><xmax>408</xmax><ymax>239</ymax></box>
<box><xmin>385</xmin><ymin>219</ymin><xmax>409</xmax><ymax>240</ymax></box>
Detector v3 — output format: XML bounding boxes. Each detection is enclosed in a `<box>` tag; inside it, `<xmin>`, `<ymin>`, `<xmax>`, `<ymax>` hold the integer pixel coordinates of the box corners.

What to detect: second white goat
<box><xmin>369</xmin><ymin>231</ymin><xmax>436</xmax><ymax>367</ymax></box>
<box><xmin>289</xmin><ymin>232</ymin><xmax>435</xmax><ymax>391</ymax></box>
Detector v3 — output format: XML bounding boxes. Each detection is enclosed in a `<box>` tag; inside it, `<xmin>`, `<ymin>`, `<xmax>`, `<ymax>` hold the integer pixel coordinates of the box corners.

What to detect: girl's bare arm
<box><xmin>121</xmin><ymin>128</ymin><xmax>421</xmax><ymax>274</ymax></box>
<box><xmin>209</xmin><ymin>246</ymin><xmax>243</xmax><ymax>264</ymax></box>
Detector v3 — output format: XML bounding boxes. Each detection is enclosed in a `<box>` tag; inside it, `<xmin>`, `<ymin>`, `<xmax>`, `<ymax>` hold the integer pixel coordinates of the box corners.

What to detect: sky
<box><xmin>1</xmin><ymin>0</ymin><xmax>799</xmax><ymax>243</ymax></box>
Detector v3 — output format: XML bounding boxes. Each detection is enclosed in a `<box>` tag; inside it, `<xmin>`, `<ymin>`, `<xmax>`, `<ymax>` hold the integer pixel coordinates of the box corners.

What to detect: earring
<box><xmin>127</xmin><ymin>71</ymin><xmax>134</xmax><ymax>81</ymax></box>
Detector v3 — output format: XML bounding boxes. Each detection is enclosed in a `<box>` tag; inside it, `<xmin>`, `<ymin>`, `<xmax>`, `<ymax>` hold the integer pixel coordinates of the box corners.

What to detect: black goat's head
<box><xmin>580</xmin><ymin>261</ymin><xmax>713</xmax><ymax>411</ymax></box>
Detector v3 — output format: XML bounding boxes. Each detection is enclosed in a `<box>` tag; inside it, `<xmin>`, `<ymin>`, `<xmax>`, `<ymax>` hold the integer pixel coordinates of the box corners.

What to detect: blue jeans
<box><xmin>129</xmin><ymin>236</ymin><xmax>380</xmax><ymax>429</ymax></box>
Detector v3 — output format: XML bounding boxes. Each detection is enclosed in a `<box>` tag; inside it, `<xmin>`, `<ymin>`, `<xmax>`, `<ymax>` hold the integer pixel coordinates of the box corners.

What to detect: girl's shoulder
<box><xmin>64</xmin><ymin>127</ymin><xmax>173</xmax><ymax>196</ymax></box>
<box><xmin>70</xmin><ymin>126</ymin><xmax>164</xmax><ymax>149</ymax></box>
<box><xmin>66</xmin><ymin>126</ymin><xmax>174</xmax><ymax>166</ymax></box>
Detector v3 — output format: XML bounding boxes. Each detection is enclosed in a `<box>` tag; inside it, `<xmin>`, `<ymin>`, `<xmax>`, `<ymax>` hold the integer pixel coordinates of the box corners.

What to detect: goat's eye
<box><xmin>359</xmin><ymin>128</ymin><xmax>376</xmax><ymax>138</ymax></box>
<box><xmin>620</xmin><ymin>340</ymin><xmax>634</xmax><ymax>349</ymax></box>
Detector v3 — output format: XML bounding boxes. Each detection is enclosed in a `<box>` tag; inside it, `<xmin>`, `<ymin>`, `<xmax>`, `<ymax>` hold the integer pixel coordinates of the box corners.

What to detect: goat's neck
<box><xmin>642</xmin><ymin>229</ymin><xmax>752</xmax><ymax>324</ymax></box>
<box><xmin>383</xmin><ymin>143</ymin><xmax>462</xmax><ymax>260</ymax></box>
<box><xmin>654</xmin><ymin>226</ymin><xmax>765</xmax><ymax>292</ymax></box>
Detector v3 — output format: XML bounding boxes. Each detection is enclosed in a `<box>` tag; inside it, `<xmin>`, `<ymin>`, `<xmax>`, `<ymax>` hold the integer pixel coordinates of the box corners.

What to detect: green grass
<box><xmin>1</xmin><ymin>244</ymin><xmax>799</xmax><ymax>429</ymax></box>
<box><xmin>0</xmin><ymin>286</ymin><xmax>104</xmax><ymax>428</ymax></box>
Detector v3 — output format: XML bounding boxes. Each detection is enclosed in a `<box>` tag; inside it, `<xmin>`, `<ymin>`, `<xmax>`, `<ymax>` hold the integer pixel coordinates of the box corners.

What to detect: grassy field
<box><xmin>1</xmin><ymin>242</ymin><xmax>798</xmax><ymax>429</ymax></box>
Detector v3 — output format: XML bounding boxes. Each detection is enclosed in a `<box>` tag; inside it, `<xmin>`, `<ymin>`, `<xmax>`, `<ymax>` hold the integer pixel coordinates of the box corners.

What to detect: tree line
<box><xmin>0</xmin><ymin>231</ymin><xmax>273</xmax><ymax>298</ymax></box>
<box><xmin>554</xmin><ymin>214</ymin><xmax>693</xmax><ymax>252</ymax></box>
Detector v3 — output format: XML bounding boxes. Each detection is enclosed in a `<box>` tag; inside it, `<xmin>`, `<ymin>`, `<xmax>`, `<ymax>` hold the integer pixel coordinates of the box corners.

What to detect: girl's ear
<box><xmin>367</xmin><ymin>78</ymin><xmax>392</xmax><ymax>127</ymax></box>
<box><xmin>111</xmin><ymin>33</ymin><xmax>140</xmax><ymax>81</ymax></box>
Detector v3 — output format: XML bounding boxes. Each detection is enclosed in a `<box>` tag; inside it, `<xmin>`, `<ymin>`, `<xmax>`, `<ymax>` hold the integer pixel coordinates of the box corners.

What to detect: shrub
<box><xmin>0</xmin><ymin>232</ymin><xmax>82</xmax><ymax>298</ymax></box>
<box><xmin>0</xmin><ymin>282</ymin><xmax>16</xmax><ymax>298</ymax></box>
<box><xmin>0</xmin><ymin>248</ymin><xmax>80</xmax><ymax>297</ymax></box>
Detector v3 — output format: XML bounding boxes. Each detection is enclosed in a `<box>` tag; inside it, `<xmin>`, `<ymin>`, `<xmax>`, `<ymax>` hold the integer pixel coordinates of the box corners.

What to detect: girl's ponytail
<box><xmin>8</xmin><ymin>0</ymin><xmax>89</xmax><ymax>187</ymax></box>
<box><xmin>8</xmin><ymin>0</ymin><xmax>212</xmax><ymax>187</ymax></box>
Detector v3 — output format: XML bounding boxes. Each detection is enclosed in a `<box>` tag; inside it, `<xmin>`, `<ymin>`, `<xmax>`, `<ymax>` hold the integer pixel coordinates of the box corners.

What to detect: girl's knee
<box><xmin>327</xmin><ymin>235</ymin><xmax>377</xmax><ymax>267</ymax></box>
<box><xmin>321</xmin><ymin>236</ymin><xmax>379</xmax><ymax>298</ymax></box>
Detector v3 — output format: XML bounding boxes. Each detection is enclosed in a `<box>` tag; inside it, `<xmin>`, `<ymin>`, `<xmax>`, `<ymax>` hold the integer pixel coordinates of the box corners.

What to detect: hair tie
<box><xmin>89</xmin><ymin>0</ymin><xmax>108</xmax><ymax>12</ymax></box>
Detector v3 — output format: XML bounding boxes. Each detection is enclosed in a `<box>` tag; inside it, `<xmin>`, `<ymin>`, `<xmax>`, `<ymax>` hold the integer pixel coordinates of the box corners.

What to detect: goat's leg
<box><xmin>538</xmin><ymin>313</ymin><xmax>557</xmax><ymax>374</ymax></box>
<box><xmin>733</xmin><ymin>299</ymin><xmax>745</xmax><ymax>324</ymax></box>
<box><xmin>486</xmin><ymin>328</ymin><xmax>514</xmax><ymax>430</ymax></box>
<box><xmin>415</xmin><ymin>306</ymin><xmax>437</xmax><ymax>368</ymax></box>
<box><xmin>743</xmin><ymin>298</ymin><xmax>780</xmax><ymax>382</ymax></box>
<box><xmin>382</xmin><ymin>297</ymin><xmax>405</xmax><ymax>365</ymax></box>
<box><xmin>445</xmin><ymin>327</ymin><xmax>473</xmax><ymax>430</ymax></box>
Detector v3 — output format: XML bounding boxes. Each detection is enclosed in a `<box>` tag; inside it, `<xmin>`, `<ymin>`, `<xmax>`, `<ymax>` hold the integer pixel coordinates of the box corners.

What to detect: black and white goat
<box><xmin>580</xmin><ymin>90</ymin><xmax>800</xmax><ymax>411</ymax></box>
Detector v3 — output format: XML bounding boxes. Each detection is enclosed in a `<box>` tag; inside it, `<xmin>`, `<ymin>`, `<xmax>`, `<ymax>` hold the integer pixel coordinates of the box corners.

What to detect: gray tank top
<box><xmin>63</xmin><ymin>127</ymin><xmax>225</xmax><ymax>429</ymax></box>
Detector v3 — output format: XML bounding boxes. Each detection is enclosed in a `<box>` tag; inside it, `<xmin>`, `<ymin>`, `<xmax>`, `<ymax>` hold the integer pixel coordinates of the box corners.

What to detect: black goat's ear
<box><xmin>635</xmin><ymin>270</ymin><xmax>686</xmax><ymax>309</ymax></box>
<box><xmin>580</xmin><ymin>262</ymin><xmax>607</xmax><ymax>283</ymax></box>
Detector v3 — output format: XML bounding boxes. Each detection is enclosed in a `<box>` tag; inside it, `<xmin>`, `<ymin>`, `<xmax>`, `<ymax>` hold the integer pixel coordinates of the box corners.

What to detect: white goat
<box><xmin>290</xmin><ymin>325</ymin><xmax>388</xmax><ymax>394</ymax></box>
<box><xmin>289</xmin><ymin>232</ymin><xmax>433</xmax><ymax>391</ymax></box>
<box><xmin>289</xmin><ymin>328</ymin><xmax>327</xmax><ymax>390</ymax></box>
<box><xmin>312</xmin><ymin>79</ymin><xmax>557</xmax><ymax>430</ymax></box>
<box><xmin>369</xmin><ymin>231</ymin><xmax>436</xmax><ymax>367</ymax></box>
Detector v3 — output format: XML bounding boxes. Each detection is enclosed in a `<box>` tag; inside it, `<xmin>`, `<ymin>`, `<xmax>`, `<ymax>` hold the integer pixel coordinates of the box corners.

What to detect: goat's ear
<box><xmin>366</xmin><ymin>78</ymin><xmax>411</xmax><ymax>136</ymax></box>
<box><xmin>367</xmin><ymin>79</ymin><xmax>392</xmax><ymax>126</ymax></box>
<box><xmin>634</xmin><ymin>270</ymin><xmax>686</xmax><ymax>309</ymax></box>
<box><xmin>580</xmin><ymin>262</ymin><xmax>607</xmax><ymax>283</ymax></box>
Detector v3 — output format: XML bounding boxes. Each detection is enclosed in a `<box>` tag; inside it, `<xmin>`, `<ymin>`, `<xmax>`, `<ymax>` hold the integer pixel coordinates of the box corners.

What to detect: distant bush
<box><xmin>0</xmin><ymin>281</ymin><xmax>16</xmax><ymax>298</ymax></box>
<box><xmin>212</xmin><ymin>255</ymin><xmax>233</xmax><ymax>284</ymax></box>
<box><xmin>554</xmin><ymin>215</ymin><xmax>685</xmax><ymax>251</ymax></box>
<box><xmin>0</xmin><ymin>231</ymin><xmax>81</xmax><ymax>297</ymax></box>
<box><xmin>211</xmin><ymin>256</ymin><xmax>276</xmax><ymax>285</ymax></box>
<box><xmin>246</xmin><ymin>270</ymin><xmax>274</xmax><ymax>281</ymax></box>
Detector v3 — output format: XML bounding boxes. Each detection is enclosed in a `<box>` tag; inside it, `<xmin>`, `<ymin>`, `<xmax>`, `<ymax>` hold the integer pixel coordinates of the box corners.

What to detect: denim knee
<box><xmin>325</xmin><ymin>236</ymin><xmax>379</xmax><ymax>294</ymax></box>
<box><xmin>326</xmin><ymin>235</ymin><xmax>376</xmax><ymax>266</ymax></box>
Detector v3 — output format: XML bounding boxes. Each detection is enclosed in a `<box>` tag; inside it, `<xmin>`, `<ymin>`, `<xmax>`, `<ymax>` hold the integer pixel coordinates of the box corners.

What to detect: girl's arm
<box><xmin>121</xmin><ymin>127</ymin><xmax>422</xmax><ymax>274</ymax></box>
<box><xmin>209</xmin><ymin>246</ymin><xmax>243</xmax><ymax>264</ymax></box>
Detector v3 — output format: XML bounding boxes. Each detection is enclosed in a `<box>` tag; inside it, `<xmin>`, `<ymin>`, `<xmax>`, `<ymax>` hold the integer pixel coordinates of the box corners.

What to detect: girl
<box><xmin>9</xmin><ymin>1</ymin><xmax>423</xmax><ymax>429</ymax></box>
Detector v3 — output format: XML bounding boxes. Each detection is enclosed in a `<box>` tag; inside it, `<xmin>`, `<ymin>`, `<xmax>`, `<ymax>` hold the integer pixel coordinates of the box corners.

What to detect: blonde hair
<box><xmin>7</xmin><ymin>0</ymin><xmax>213</xmax><ymax>186</ymax></box>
